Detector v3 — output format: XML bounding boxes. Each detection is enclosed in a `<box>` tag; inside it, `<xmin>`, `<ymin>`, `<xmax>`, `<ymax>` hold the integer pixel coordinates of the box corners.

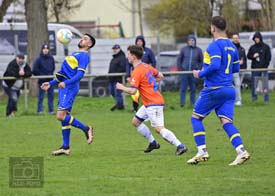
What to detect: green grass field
<box><xmin>0</xmin><ymin>90</ymin><xmax>274</xmax><ymax>196</ymax></box>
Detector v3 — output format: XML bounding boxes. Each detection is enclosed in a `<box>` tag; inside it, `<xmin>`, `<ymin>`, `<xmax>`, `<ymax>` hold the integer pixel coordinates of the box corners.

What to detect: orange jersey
<box><xmin>130</xmin><ymin>63</ymin><xmax>165</xmax><ymax>106</ymax></box>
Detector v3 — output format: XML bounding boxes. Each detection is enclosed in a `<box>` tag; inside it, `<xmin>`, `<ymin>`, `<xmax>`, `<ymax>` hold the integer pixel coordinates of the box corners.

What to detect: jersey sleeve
<box><xmin>78</xmin><ymin>53</ymin><xmax>90</xmax><ymax>72</ymax></box>
<box><xmin>199</xmin><ymin>43</ymin><xmax>221</xmax><ymax>78</ymax></box>
<box><xmin>232</xmin><ymin>49</ymin><xmax>240</xmax><ymax>73</ymax></box>
<box><xmin>130</xmin><ymin>69</ymin><xmax>140</xmax><ymax>89</ymax></box>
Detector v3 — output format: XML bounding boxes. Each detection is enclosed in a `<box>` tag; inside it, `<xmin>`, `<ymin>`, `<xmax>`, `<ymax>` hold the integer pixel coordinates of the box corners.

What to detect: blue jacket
<box><xmin>177</xmin><ymin>35</ymin><xmax>203</xmax><ymax>71</ymax></box>
<box><xmin>33</xmin><ymin>51</ymin><xmax>55</xmax><ymax>84</ymax></box>
<box><xmin>126</xmin><ymin>35</ymin><xmax>156</xmax><ymax>77</ymax></box>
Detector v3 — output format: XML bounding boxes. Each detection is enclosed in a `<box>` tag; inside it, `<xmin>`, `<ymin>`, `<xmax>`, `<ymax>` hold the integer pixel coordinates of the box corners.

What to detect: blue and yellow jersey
<box><xmin>199</xmin><ymin>38</ymin><xmax>240</xmax><ymax>88</ymax></box>
<box><xmin>56</xmin><ymin>51</ymin><xmax>90</xmax><ymax>82</ymax></box>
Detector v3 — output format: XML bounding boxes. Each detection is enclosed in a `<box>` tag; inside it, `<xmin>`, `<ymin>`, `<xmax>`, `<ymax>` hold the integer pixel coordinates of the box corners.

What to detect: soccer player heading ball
<box><xmin>116</xmin><ymin>45</ymin><xmax>188</xmax><ymax>156</ymax></box>
<box><xmin>187</xmin><ymin>16</ymin><xmax>250</xmax><ymax>166</ymax></box>
<box><xmin>41</xmin><ymin>33</ymin><xmax>96</xmax><ymax>156</ymax></box>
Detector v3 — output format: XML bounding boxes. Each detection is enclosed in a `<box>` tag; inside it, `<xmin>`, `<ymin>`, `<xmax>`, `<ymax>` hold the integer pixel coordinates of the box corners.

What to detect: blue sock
<box><xmin>223</xmin><ymin>123</ymin><xmax>243</xmax><ymax>148</ymax></box>
<box><xmin>61</xmin><ymin>121</ymin><xmax>71</xmax><ymax>148</ymax></box>
<box><xmin>63</xmin><ymin>114</ymin><xmax>89</xmax><ymax>133</ymax></box>
<box><xmin>191</xmin><ymin>117</ymin><xmax>206</xmax><ymax>146</ymax></box>
<box><xmin>177</xmin><ymin>144</ymin><xmax>185</xmax><ymax>149</ymax></box>
<box><xmin>150</xmin><ymin>140</ymin><xmax>157</xmax><ymax>145</ymax></box>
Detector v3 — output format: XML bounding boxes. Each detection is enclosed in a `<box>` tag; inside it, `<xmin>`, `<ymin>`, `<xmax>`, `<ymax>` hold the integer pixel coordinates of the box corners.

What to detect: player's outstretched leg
<box><xmin>62</xmin><ymin>114</ymin><xmax>94</xmax><ymax>144</ymax></box>
<box><xmin>159</xmin><ymin>128</ymin><xmax>188</xmax><ymax>156</ymax></box>
<box><xmin>187</xmin><ymin>117</ymin><xmax>209</xmax><ymax>164</ymax></box>
<box><xmin>223</xmin><ymin>122</ymin><xmax>250</xmax><ymax>166</ymax></box>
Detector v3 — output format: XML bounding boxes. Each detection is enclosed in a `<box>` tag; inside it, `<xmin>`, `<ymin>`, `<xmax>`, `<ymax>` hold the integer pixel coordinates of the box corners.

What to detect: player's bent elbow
<box><xmin>129</xmin><ymin>88</ymin><xmax>137</xmax><ymax>95</ymax></box>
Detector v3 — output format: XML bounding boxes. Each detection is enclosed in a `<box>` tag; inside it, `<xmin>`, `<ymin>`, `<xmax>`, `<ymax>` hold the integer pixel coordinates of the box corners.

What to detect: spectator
<box><xmin>126</xmin><ymin>35</ymin><xmax>157</xmax><ymax>112</ymax></box>
<box><xmin>108</xmin><ymin>44</ymin><xmax>127</xmax><ymax>111</ymax></box>
<box><xmin>247</xmin><ymin>32</ymin><xmax>271</xmax><ymax>102</ymax></box>
<box><xmin>232</xmin><ymin>33</ymin><xmax>247</xmax><ymax>106</ymax></box>
<box><xmin>177</xmin><ymin>34</ymin><xmax>203</xmax><ymax>107</ymax></box>
<box><xmin>2</xmin><ymin>53</ymin><xmax>32</xmax><ymax>117</ymax></box>
<box><xmin>32</xmin><ymin>44</ymin><xmax>56</xmax><ymax>114</ymax></box>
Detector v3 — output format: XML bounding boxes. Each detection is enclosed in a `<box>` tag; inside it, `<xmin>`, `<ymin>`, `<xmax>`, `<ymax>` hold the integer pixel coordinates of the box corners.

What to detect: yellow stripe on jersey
<box><xmin>193</xmin><ymin>132</ymin><xmax>206</xmax><ymax>137</ymax></box>
<box><xmin>62</xmin><ymin>125</ymin><xmax>71</xmax><ymax>129</ymax></box>
<box><xmin>69</xmin><ymin>116</ymin><xmax>74</xmax><ymax>124</ymax></box>
<box><xmin>230</xmin><ymin>133</ymin><xmax>240</xmax><ymax>142</ymax></box>
<box><xmin>203</xmin><ymin>51</ymin><xmax>211</xmax><ymax>64</ymax></box>
<box><xmin>65</xmin><ymin>56</ymin><xmax>78</xmax><ymax>69</ymax></box>
<box><xmin>233</xmin><ymin>60</ymin><xmax>240</xmax><ymax>64</ymax></box>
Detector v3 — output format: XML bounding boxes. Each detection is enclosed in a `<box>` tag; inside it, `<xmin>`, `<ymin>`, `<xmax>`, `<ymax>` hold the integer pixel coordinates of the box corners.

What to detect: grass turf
<box><xmin>0</xmin><ymin>90</ymin><xmax>274</xmax><ymax>195</ymax></box>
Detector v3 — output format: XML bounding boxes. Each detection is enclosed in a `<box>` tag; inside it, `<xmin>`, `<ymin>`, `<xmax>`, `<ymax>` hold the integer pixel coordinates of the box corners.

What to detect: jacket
<box><xmin>177</xmin><ymin>35</ymin><xmax>203</xmax><ymax>71</ymax></box>
<box><xmin>3</xmin><ymin>59</ymin><xmax>32</xmax><ymax>88</ymax></box>
<box><xmin>247</xmin><ymin>32</ymin><xmax>271</xmax><ymax>69</ymax></box>
<box><xmin>32</xmin><ymin>50</ymin><xmax>55</xmax><ymax>84</ymax></box>
<box><xmin>108</xmin><ymin>49</ymin><xmax>127</xmax><ymax>83</ymax></box>
<box><xmin>233</xmin><ymin>42</ymin><xmax>247</xmax><ymax>69</ymax></box>
<box><xmin>126</xmin><ymin>35</ymin><xmax>156</xmax><ymax>77</ymax></box>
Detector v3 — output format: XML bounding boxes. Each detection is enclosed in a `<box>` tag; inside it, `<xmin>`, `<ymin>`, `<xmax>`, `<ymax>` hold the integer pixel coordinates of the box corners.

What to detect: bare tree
<box><xmin>145</xmin><ymin>0</ymin><xmax>212</xmax><ymax>37</ymax></box>
<box><xmin>25</xmin><ymin>0</ymin><xmax>48</xmax><ymax>95</ymax></box>
<box><xmin>47</xmin><ymin>0</ymin><xmax>82</xmax><ymax>22</ymax></box>
<box><xmin>0</xmin><ymin>0</ymin><xmax>13</xmax><ymax>21</ymax></box>
<box><xmin>117</xmin><ymin>0</ymin><xmax>144</xmax><ymax>36</ymax></box>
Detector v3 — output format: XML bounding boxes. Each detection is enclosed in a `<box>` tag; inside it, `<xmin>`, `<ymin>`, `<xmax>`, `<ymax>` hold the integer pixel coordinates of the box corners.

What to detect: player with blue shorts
<box><xmin>41</xmin><ymin>33</ymin><xmax>96</xmax><ymax>156</ymax></box>
<box><xmin>187</xmin><ymin>16</ymin><xmax>250</xmax><ymax>166</ymax></box>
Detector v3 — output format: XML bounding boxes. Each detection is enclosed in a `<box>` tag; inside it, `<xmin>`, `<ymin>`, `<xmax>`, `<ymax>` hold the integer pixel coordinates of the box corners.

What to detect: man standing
<box><xmin>177</xmin><ymin>34</ymin><xmax>203</xmax><ymax>107</ymax></box>
<box><xmin>41</xmin><ymin>34</ymin><xmax>96</xmax><ymax>156</ymax></box>
<box><xmin>247</xmin><ymin>32</ymin><xmax>271</xmax><ymax>102</ymax></box>
<box><xmin>108</xmin><ymin>44</ymin><xmax>127</xmax><ymax>111</ymax></box>
<box><xmin>232</xmin><ymin>33</ymin><xmax>247</xmax><ymax>106</ymax></box>
<box><xmin>116</xmin><ymin>45</ymin><xmax>187</xmax><ymax>155</ymax></box>
<box><xmin>187</xmin><ymin>16</ymin><xmax>250</xmax><ymax>166</ymax></box>
<box><xmin>2</xmin><ymin>53</ymin><xmax>32</xmax><ymax>117</ymax></box>
<box><xmin>126</xmin><ymin>35</ymin><xmax>157</xmax><ymax>112</ymax></box>
<box><xmin>33</xmin><ymin>44</ymin><xmax>56</xmax><ymax>114</ymax></box>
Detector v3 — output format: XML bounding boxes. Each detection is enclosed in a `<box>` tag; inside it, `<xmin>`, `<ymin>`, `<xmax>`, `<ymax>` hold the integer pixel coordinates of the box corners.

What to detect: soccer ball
<box><xmin>56</xmin><ymin>28</ymin><xmax>73</xmax><ymax>45</ymax></box>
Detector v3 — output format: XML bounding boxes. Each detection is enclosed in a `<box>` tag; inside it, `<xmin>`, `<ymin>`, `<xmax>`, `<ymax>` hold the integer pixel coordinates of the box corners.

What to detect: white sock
<box><xmin>236</xmin><ymin>145</ymin><xmax>245</xmax><ymax>155</ymax></box>
<box><xmin>197</xmin><ymin>145</ymin><xmax>207</xmax><ymax>154</ymax></box>
<box><xmin>159</xmin><ymin>128</ymin><xmax>181</xmax><ymax>146</ymax></box>
<box><xmin>137</xmin><ymin>123</ymin><xmax>155</xmax><ymax>143</ymax></box>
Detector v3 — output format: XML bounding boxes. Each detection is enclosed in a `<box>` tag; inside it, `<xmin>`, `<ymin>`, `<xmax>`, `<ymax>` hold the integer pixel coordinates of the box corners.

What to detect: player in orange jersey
<box><xmin>116</xmin><ymin>45</ymin><xmax>188</xmax><ymax>155</ymax></box>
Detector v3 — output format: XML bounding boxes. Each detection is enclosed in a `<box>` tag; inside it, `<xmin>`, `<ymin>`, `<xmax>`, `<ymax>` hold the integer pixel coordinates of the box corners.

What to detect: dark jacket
<box><xmin>177</xmin><ymin>35</ymin><xmax>203</xmax><ymax>71</ymax></box>
<box><xmin>135</xmin><ymin>35</ymin><xmax>156</xmax><ymax>67</ymax></box>
<box><xmin>108</xmin><ymin>49</ymin><xmax>127</xmax><ymax>83</ymax></box>
<box><xmin>247</xmin><ymin>32</ymin><xmax>271</xmax><ymax>69</ymax></box>
<box><xmin>32</xmin><ymin>50</ymin><xmax>55</xmax><ymax>84</ymax></box>
<box><xmin>233</xmin><ymin>42</ymin><xmax>247</xmax><ymax>69</ymax></box>
<box><xmin>3</xmin><ymin>59</ymin><xmax>32</xmax><ymax>87</ymax></box>
<box><xmin>126</xmin><ymin>35</ymin><xmax>156</xmax><ymax>77</ymax></box>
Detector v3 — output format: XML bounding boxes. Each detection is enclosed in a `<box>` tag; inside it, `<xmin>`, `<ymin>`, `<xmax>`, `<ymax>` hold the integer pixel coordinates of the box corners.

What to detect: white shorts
<box><xmin>135</xmin><ymin>105</ymin><xmax>164</xmax><ymax>127</ymax></box>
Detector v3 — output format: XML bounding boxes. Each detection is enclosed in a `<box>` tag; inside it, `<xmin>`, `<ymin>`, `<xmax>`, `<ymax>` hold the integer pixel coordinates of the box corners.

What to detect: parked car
<box><xmin>157</xmin><ymin>51</ymin><xmax>180</xmax><ymax>91</ymax></box>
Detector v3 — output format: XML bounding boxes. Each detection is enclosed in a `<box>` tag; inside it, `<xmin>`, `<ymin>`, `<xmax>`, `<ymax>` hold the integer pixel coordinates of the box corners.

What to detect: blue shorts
<box><xmin>193</xmin><ymin>86</ymin><xmax>235</xmax><ymax>121</ymax></box>
<box><xmin>58</xmin><ymin>85</ymin><xmax>78</xmax><ymax>111</ymax></box>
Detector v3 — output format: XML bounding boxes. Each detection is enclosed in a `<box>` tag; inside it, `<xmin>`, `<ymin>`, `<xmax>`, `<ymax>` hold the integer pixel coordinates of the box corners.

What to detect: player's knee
<box><xmin>220</xmin><ymin>117</ymin><xmax>231</xmax><ymax>125</ymax></box>
<box><xmin>131</xmin><ymin>117</ymin><xmax>141</xmax><ymax>127</ymax></box>
<box><xmin>154</xmin><ymin>126</ymin><xmax>163</xmax><ymax>133</ymax></box>
<box><xmin>56</xmin><ymin>112</ymin><xmax>65</xmax><ymax>121</ymax></box>
<box><xmin>191</xmin><ymin>114</ymin><xmax>202</xmax><ymax>121</ymax></box>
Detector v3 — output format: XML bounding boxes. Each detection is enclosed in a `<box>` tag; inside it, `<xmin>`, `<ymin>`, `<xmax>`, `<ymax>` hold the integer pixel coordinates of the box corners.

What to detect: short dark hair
<box><xmin>127</xmin><ymin>45</ymin><xmax>143</xmax><ymax>59</ymax></box>
<box><xmin>211</xmin><ymin>16</ymin><xmax>226</xmax><ymax>31</ymax></box>
<box><xmin>84</xmin><ymin>33</ymin><xmax>96</xmax><ymax>49</ymax></box>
